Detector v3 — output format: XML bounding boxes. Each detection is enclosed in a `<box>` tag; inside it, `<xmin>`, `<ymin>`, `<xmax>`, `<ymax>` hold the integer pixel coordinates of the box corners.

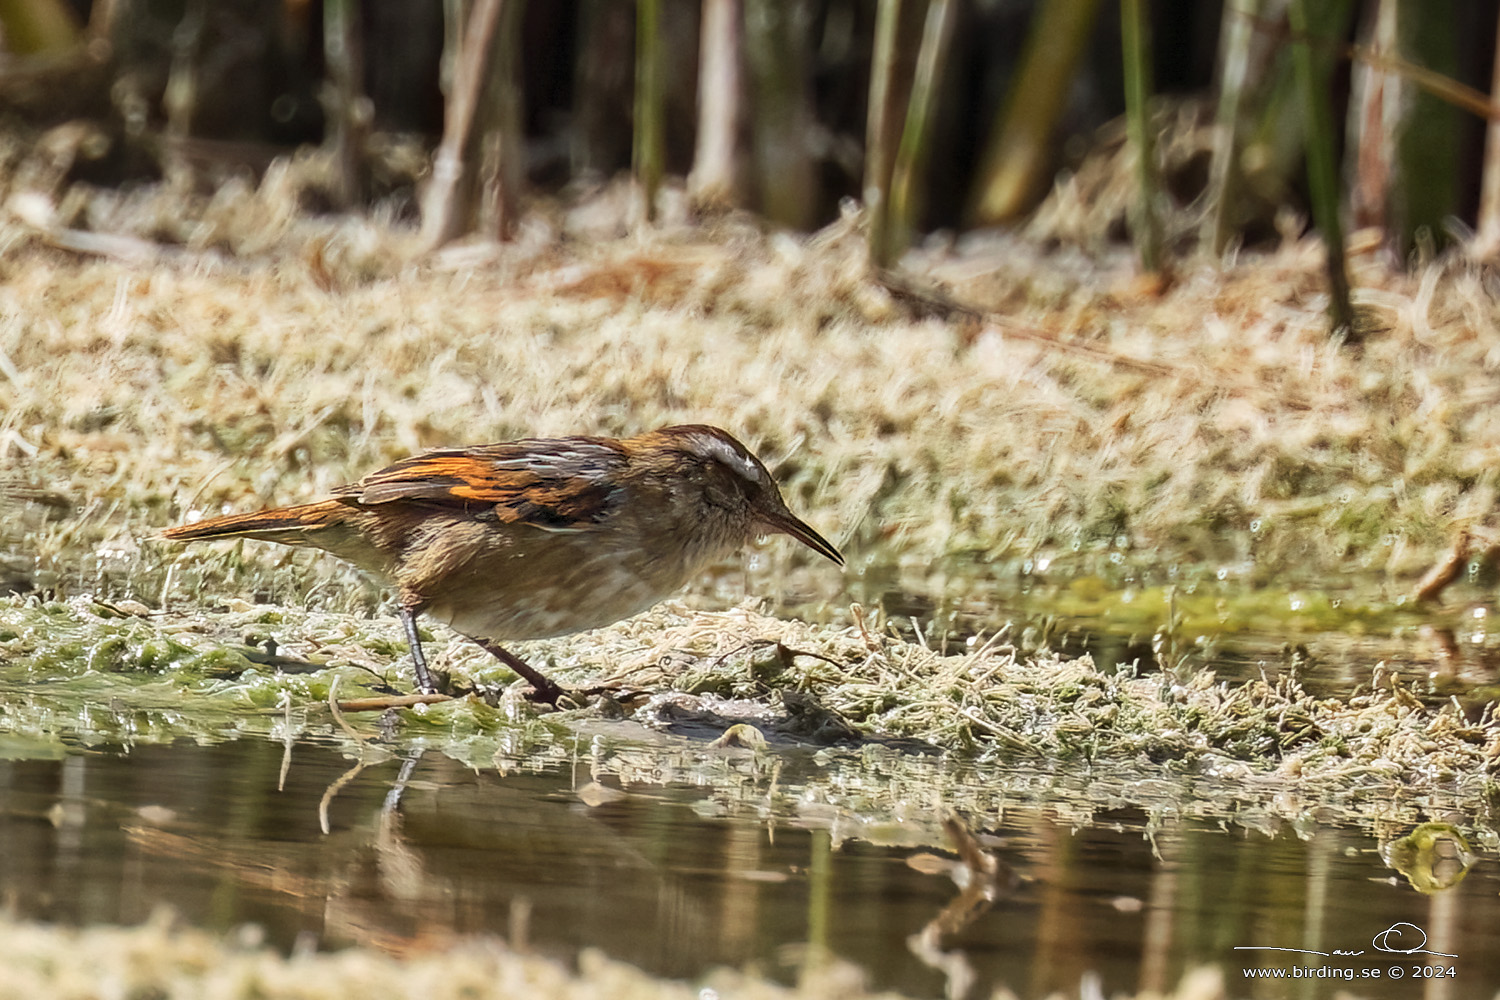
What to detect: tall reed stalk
<box><xmin>745</xmin><ymin>0</ymin><xmax>817</xmax><ymax>228</ymax></box>
<box><xmin>633</xmin><ymin>0</ymin><xmax>664</xmax><ymax>221</ymax></box>
<box><xmin>421</xmin><ymin>0</ymin><xmax>504</xmax><ymax>249</ymax></box>
<box><xmin>1478</xmin><ymin>11</ymin><xmax>1500</xmax><ymax>254</ymax></box>
<box><xmin>1289</xmin><ymin>0</ymin><xmax>1354</xmax><ymax>337</ymax></box>
<box><xmin>323</xmin><ymin>0</ymin><xmax>367</xmax><ymax>207</ymax></box>
<box><xmin>689</xmin><ymin>0</ymin><xmax>745</xmax><ymax>207</ymax></box>
<box><xmin>886</xmin><ymin>0</ymin><xmax>958</xmax><ymax>265</ymax></box>
<box><xmin>968</xmin><ymin>0</ymin><xmax>1100</xmax><ymax>225</ymax></box>
<box><xmin>1120</xmin><ymin>0</ymin><xmax>1161</xmax><ymax>272</ymax></box>
<box><xmin>865</xmin><ymin>0</ymin><xmax>905</xmax><ymax>266</ymax></box>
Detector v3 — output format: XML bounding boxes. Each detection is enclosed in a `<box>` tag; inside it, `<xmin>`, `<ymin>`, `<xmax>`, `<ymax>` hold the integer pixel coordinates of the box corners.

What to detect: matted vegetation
<box><xmin>4</xmin><ymin>593</ymin><xmax>1497</xmax><ymax>843</ymax></box>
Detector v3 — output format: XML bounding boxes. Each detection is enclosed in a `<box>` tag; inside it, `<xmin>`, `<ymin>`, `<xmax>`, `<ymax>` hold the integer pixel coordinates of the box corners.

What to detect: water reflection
<box><xmin>1381</xmin><ymin>824</ymin><xmax>1477</xmax><ymax>894</ymax></box>
<box><xmin>0</xmin><ymin>737</ymin><xmax>1497</xmax><ymax>999</ymax></box>
<box><xmin>906</xmin><ymin>813</ymin><xmax>1018</xmax><ymax>998</ymax></box>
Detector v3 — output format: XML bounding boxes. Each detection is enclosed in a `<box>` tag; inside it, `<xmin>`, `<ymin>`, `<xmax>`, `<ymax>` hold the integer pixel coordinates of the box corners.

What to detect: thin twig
<box><xmin>327</xmin><ymin>674</ymin><xmax>366</xmax><ymax>743</ymax></box>
<box><xmin>318</xmin><ymin>759</ymin><xmax>367</xmax><ymax>835</ymax></box>
<box><xmin>1412</xmin><ymin>531</ymin><xmax>1471</xmax><ymax>605</ymax></box>
<box><xmin>959</xmin><ymin>707</ymin><xmax>1043</xmax><ymax>754</ymax></box>
<box><xmin>337</xmin><ymin>693</ymin><xmax>455</xmax><ymax>712</ymax></box>
<box><xmin>278</xmin><ymin>689</ymin><xmax>293</xmax><ymax>792</ymax></box>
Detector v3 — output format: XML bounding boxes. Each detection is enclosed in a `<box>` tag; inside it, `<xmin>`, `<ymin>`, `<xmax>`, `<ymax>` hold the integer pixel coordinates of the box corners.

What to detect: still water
<box><xmin>1</xmin><ymin>734</ymin><xmax>1496</xmax><ymax>999</ymax></box>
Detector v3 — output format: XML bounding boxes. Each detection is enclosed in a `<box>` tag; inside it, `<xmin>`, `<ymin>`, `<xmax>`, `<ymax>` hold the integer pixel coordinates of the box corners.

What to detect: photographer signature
<box><xmin>1233</xmin><ymin>922</ymin><xmax>1456</xmax><ymax>958</ymax></box>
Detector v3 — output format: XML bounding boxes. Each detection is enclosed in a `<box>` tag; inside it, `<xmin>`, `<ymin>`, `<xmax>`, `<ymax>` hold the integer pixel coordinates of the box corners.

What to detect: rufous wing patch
<box><xmin>333</xmin><ymin>441</ymin><xmax>625</xmax><ymax>530</ymax></box>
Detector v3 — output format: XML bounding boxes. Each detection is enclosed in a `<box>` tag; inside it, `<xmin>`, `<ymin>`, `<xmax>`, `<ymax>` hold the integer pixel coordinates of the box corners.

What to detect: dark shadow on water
<box><xmin>1</xmin><ymin>737</ymin><xmax>1496</xmax><ymax>998</ymax></box>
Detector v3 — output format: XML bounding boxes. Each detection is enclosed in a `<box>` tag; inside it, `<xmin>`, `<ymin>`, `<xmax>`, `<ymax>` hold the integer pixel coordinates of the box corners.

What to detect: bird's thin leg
<box><xmin>471</xmin><ymin>637</ymin><xmax>564</xmax><ymax>706</ymax></box>
<box><xmin>399</xmin><ymin>606</ymin><xmax>437</xmax><ymax>694</ymax></box>
<box><xmin>383</xmin><ymin>751</ymin><xmax>422</xmax><ymax>813</ymax></box>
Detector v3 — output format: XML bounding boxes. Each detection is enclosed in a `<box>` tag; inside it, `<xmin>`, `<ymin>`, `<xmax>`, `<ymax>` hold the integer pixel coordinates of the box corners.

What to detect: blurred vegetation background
<box><xmin>2</xmin><ymin>0</ymin><xmax>1498</xmax><ymax>297</ymax></box>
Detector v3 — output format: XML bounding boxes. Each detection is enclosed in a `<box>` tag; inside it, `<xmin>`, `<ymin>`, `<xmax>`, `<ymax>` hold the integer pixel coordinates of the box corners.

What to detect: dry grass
<box><xmin>914</xmin><ymin>228</ymin><xmax>1500</xmax><ymax>591</ymax></box>
<box><xmin>0</xmin><ymin>908</ymin><xmax>910</xmax><ymax>1000</ymax></box>
<box><xmin>0</xmin><ymin>133</ymin><xmax>1493</xmax><ymax>768</ymax></box>
<box><xmin>4</xmin><ymin>149</ymin><xmax>1500</xmax><ymax>626</ymax></box>
<box><xmin>0</xmin><ymin>908</ymin><xmax>1238</xmax><ymax>1000</ymax></box>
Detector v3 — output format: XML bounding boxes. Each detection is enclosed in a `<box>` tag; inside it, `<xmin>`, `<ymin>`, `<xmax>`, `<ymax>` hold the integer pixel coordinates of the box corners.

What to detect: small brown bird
<box><xmin>162</xmin><ymin>424</ymin><xmax>842</xmax><ymax>702</ymax></box>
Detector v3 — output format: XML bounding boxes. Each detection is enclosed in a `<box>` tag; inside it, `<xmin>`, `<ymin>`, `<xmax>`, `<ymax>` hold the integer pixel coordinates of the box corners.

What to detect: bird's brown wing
<box><xmin>333</xmin><ymin>437</ymin><xmax>629</xmax><ymax>532</ymax></box>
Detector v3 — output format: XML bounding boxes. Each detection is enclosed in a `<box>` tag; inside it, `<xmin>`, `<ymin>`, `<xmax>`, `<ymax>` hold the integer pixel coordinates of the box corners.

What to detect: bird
<box><xmin>161</xmin><ymin>424</ymin><xmax>843</xmax><ymax>703</ymax></box>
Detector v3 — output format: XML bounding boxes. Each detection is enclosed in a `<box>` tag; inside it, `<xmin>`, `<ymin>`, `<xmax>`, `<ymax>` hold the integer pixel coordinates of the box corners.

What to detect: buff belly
<box><xmin>422</xmin><ymin>539</ymin><xmax>728</xmax><ymax>641</ymax></box>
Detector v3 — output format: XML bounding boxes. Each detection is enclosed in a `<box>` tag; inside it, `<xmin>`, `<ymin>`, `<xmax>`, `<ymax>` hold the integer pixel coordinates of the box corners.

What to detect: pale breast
<box><xmin>416</xmin><ymin>502</ymin><xmax>748</xmax><ymax>642</ymax></box>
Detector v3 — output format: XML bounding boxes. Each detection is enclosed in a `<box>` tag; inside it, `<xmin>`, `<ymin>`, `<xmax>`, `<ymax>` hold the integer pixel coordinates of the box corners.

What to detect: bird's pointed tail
<box><xmin>158</xmin><ymin>499</ymin><xmax>351</xmax><ymax>545</ymax></box>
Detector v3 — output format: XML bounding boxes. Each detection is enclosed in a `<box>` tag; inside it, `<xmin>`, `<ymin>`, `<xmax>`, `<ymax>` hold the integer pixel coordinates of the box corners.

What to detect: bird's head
<box><xmin>638</xmin><ymin>424</ymin><xmax>844</xmax><ymax>566</ymax></box>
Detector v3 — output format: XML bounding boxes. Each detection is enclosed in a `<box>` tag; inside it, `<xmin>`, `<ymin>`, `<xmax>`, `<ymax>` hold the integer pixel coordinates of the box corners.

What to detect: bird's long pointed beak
<box><xmin>761</xmin><ymin>510</ymin><xmax>844</xmax><ymax>566</ymax></box>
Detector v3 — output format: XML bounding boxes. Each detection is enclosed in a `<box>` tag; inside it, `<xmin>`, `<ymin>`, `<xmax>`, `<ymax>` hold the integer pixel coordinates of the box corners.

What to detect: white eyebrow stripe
<box><xmin>699</xmin><ymin>434</ymin><xmax>763</xmax><ymax>481</ymax></box>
